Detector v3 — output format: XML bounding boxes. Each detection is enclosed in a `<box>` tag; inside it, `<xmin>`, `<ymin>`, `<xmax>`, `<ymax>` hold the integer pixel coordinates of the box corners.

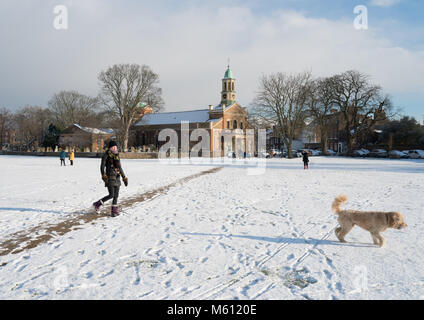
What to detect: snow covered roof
<box><xmin>135</xmin><ymin>109</ymin><xmax>221</xmax><ymax>126</ymax></box>
<box><xmin>73</xmin><ymin>124</ymin><xmax>114</xmax><ymax>135</ymax></box>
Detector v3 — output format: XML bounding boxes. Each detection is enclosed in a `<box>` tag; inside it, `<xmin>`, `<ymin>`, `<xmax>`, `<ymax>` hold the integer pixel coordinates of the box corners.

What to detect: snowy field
<box><xmin>0</xmin><ymin>155</ymin><xmax>423</xmax><ymax>300</ymax></box>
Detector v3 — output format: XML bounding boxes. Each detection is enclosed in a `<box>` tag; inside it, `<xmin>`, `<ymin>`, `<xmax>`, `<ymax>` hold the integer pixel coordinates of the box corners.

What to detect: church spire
<box><xmin>221</xmin><ymin>64</ymin><xmax>236</xmax><ymax>106</ymax></box>
<box><xmin>224</xmin><ymin>64</ymin><xmax>233</xmax><ymax>79</ymax></box>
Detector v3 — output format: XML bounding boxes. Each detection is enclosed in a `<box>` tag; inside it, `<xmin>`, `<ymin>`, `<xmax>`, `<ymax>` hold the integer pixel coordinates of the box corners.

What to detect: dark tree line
<box><xmin>378</xmin><ymin>116</ymin><xmax>424</xmax><ymax>150</ymax></box>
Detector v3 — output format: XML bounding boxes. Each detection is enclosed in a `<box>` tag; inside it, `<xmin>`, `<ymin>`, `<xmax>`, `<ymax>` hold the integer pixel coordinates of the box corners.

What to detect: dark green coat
<box><xmin>100</xmin><ymin>151</ymin><xmax>126</xmax><ymax>187</ymax></box>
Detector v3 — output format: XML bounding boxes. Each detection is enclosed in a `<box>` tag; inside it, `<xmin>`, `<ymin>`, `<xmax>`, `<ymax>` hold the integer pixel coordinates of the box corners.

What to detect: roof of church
<box><xmin>134</xmin><ymin>102</ymin><xmax>238</xmax><ymax>126</ymax></box>
<box><xmin>71</xmin><ymin>124</ymin><xmax>114</xmax><ymax>135</ymax></box>
<box><xmin>135</xmin><ymin>109</ymin><xmax>218</xmax><ymax>126</ymax></box>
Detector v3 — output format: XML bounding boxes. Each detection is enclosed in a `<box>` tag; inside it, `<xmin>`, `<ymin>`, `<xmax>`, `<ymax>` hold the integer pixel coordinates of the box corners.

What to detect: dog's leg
<box><xmin>371</xmin><ymin>233</ymin><xmax>379</xmax><ymax>245</ymax></box>
<box><xmin>336</xmin><ymin>224</ymin><xmax>354</xmax><ymax>243</ymax></box>
<box><xmin>335</xmin><ymin>227</ymin><xmax>342</xmax><ymax>238</ymax></box>
<box><xmin>376</xmin><ymin>233</ymin><xmax>386</xmax><ymax>248</ymax></box>
<box><xmin>371</xmin><ymin>232</ymin><xmax>386</xmax><ymax>247</ymax></box>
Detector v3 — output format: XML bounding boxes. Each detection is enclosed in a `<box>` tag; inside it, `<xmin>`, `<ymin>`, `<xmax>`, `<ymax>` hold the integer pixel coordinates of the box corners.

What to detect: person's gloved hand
<box><xmin>123</xmin><ymin>177</ymin><xmax>128</xmax><ymax>187</ymax></box>
<box><xmin>102</xmin><ymin>174</ymin><xmax>108</xmax><ymax>183</ymax></box>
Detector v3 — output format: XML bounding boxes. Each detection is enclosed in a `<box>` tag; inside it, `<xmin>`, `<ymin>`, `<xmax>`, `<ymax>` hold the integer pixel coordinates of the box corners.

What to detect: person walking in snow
<box><xmin>69</xmin><ymin>149</ymin><xmax>75</xmax><ymax>166</ymax></box>
<box><xmin>302</xmin><ymin>150</ymin><xmax>309</xmax><ymax>170</ymax></box>
<box><xmin>93</xmin><ymin>141</ymin><xmax>128</xmax><ymax>217</ymax></box>
<box><xmin>60</xmin><ymin>149</ymin><xmax>67</xmax><ymax>166</ymax></box>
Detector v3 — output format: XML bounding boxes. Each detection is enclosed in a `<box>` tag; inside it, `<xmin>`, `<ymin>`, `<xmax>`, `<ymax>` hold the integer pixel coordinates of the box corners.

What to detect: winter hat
<box><xmin>108</xmin><ymin>141</ymin><xmax>117</xmax><ymax>148</ymax></box>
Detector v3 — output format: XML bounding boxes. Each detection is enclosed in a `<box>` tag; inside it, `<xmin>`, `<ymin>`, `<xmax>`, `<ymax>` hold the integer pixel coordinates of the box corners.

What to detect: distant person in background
<box><xmin>60</xmin><ymin>149</ymin><xmax>67</xmax><ymax>166</ymax></box>
<box><xmin>69</xmin><ymin>149</ymin><xmax>75</xmax><ymax>166</ymax></box>
<box><xmin>302</xmin><ymin>151</ymin><xmax>309</xmax><ymax>170</ymax></box>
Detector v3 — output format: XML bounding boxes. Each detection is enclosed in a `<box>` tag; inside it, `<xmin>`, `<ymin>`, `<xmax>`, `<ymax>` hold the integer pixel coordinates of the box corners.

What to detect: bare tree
<box><xmin>48</xmin><ymin>90</ymin><xmax>100</xmax><ymax>130</ymax></box>
<box><xmin>98</xmin><ymin>64</ymin><xmax>164</xmax><ymax>151</ymax></box>
<box><xmin>252</xmin><ymin>71</ymin><xmax>312</xmax><ymax>158</ymax></box>
<box><xmin>306</xmin><ymin>77</ymin><xmax>336</xmax><ymax>155</ymax></box>
<box><xmin>0</xmin><ymin>107</ymin><xmax>12</xmax><ymax>147</ymax></box>
<box><xmin>330</xmin><ymin>71</ymin><xmax>395</xmax><ymax>153</ymax></box>
<box><xmin>13</xmin><ymin>106</ymin><xmax>52</xmax><ymax>150</ymax></box>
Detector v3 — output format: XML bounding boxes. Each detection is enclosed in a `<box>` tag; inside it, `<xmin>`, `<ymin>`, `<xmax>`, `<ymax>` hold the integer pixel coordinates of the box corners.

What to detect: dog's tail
<box><xmin>332</xmin><ymin>195</ymin><xmax>348</xmax><ymax>214</ymax></box>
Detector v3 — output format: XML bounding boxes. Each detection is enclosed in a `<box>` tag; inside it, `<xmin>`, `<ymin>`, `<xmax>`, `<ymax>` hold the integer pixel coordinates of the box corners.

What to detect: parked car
<box><xmin>299</xmin><ymin>149</ymin><xmax>318</xmax><ymax>156</ymax></box>
<box><xmin>282</xmin><ymin>150</ymin><xmax>300</xmax><ymax>158</ymax></box>
<box><xmin>400</xmin><ymin>151</ymin><xmax>410</xmax><ymax>159</ymax></box>
<box><xmin>226</xmin><ymin>151</ymin><xmax>236</xmax><ymax>158</ymax></box>
<box><xmin>258</xmin><ymin>151</ymin><xmax>271</xmax><ymax>158</ymax></box>
<box><xmin>406</xmin><ymin>150</ymin><xmax>424</xmax><ymax>159</ymax></box>
<box><xmin>369</xmin><ymin>149</ymin><xmax>388</xmax><ymax>158</ymax></box>
<box><xmin>292</xmin><ymin>150</ymin><xmax>302</xmax><ymax>158</ymax></box>
<box><xmin>310</xmin><ymin>149</ymin><xmax>321</xmax><ymax>156</ymax></box>
<box><xmin>325</xmin><ymin>150</ymin><xmax>337</xmax><ymax>156</ymax></box>
<box><xmin>389</xmin><ymin>150</ymin><xmax>407</xmax><ymax>159</ymax></box>
<box><xmin>269</xmin><ymin>149</ymin><xmax>282</xmax><ymax>157</ymax></box>
<box><xmin>353</xmin><ymin>149</ymin><xmax>370</xmax><ymax>157</ymax></box>
<box><xmin>389</xmin><ymin>150</ymin><xmax>409</xmax><ymax>159</ymax></box>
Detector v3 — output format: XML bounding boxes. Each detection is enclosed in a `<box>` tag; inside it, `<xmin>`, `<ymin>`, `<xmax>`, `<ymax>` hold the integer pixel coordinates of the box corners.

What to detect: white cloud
<box><xmin>0</xmin><ymin>1</ymin><xmax>422</xmax><ymax>116</ymax></box>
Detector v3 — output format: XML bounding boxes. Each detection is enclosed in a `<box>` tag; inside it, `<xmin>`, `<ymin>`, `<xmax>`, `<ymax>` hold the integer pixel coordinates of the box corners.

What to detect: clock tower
<box><xmin>221</xmin><ymin>65</ymin><xmax>236</xmax><ymax>106</ymax></box>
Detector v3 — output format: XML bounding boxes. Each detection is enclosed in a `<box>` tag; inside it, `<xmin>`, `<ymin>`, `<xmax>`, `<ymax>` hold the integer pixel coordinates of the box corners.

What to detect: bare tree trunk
<box><xmin>123</xmin><ymin>124</ymin><xmax>131</xmax><ymax>152</ymax></box>
<box><xmin>345</xmin><ymin>124</ymin><xmax>352</xmax><ymax>154</ymax></box>
<box><xmin>287</xmin><ymin>138</ymin><xmax>293</xmax><ymax>159</ymax></box>
<box><xmin>321</xmin><ymin>129</ymin><xmax>328</xmax><ymax>155</ymax></box>
<box><xmin>388</xmin><ymin>133</ymin><xmax>393</xmax><ymax>152</ymax></box>
<box><xmin>0</xmin><ymin>108</ymin><xmax>11</xmax><ymax>147</ymax></box>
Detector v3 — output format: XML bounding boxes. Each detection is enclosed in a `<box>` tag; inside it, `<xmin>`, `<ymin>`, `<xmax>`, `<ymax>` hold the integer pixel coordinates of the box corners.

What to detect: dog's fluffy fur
<box><xmin>332</xmin><ymin>195</ymin><xmax>407</xmax><ymax>247</ymax></box>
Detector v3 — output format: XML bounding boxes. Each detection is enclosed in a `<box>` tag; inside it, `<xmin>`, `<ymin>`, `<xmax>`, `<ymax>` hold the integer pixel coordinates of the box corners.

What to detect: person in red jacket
<box><xmin>93</xmin><ymin>141</ymin><xmax>128</xmax><ymax>217</ymax></box>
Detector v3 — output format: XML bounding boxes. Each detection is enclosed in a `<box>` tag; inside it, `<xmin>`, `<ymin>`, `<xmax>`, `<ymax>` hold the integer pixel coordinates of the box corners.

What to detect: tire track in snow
<box><xmin>181</xmin><ymin>220</ymin><xmax>320</xmax><ymax>300</ymax></box>
<box><xmin>250</xmin><ymin>226</ymin><xmax>346</xmax><ymax>300</ymax></box>
<box><xmin>293</xmin><ymin>226</ymin><xmax>336</xmax><ymax>266</ymax></box>
<box><xmin>255</xmin><ymin>224</ymin><xmax>317</xmax><ymax>269</ymax></box>
<box><xmin>287</xmin><ymin>226</ymin><xmax>347</xmax><ymax>298</ymax></box>
<box><xmin>0</xmin><ymin>167</ymin><xmax>223</xmax><ymax>257</ymax></box>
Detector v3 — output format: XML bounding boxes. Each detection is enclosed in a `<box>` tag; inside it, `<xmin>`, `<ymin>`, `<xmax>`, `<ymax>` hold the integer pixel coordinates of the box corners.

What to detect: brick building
<box><xmin>133</xmin><ymin>66</ymin><xmax>255</xmax><ymax>157</ymax></box>
<box><xmin>59</xmin><ymin>124</ymin><xmax>115</xmax><ymax>152</ymax></box>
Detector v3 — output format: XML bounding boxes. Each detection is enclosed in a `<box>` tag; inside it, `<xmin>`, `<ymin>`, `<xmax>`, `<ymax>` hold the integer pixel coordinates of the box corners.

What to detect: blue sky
<box><xmin>0</xmin><ymin>0</ymin><xmax>423</xmax><ymax>121</ymax></box>
<box><xmin>258</xmin><ymin>0</ymin><xmax>424</xmax><ymax>49</ymax></box>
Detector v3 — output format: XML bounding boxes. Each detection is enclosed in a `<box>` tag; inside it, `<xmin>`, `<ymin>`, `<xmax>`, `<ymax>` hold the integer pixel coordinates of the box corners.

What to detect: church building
<box><xmin>133</xmin><ymin>66</ymin><xmax>255</xmax><ymax>157</ymax></box>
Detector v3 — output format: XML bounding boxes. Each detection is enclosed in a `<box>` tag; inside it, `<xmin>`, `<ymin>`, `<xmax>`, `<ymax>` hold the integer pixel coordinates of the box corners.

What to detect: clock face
<box><xmin>223</xmin><ymin>94</ymin><xmax>227</xmax><ymax>99</ymax></box>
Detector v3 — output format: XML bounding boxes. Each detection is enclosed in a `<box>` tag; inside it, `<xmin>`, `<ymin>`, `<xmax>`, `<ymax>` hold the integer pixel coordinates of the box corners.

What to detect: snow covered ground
<box><xmin>0</xmin><ymin>155</ymin><xmax>423</xmax><ymax>300</ymax></box>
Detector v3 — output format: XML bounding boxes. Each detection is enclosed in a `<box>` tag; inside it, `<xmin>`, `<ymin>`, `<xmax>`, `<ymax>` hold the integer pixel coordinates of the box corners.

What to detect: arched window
<box><xmin>233</xmin><ymin>120</ymin><xmax>237</xmax><ymax>129</ymax></box>
<box><xmin>240</xmin><ymin>122</ymin><xmax>243</xmax><ymax>129</ymax></box>
<box><xmin>224</xmin><ymin>82</ymin><xmax>227</xmax><ymax>91</ymax></box>
<box><xmin>232</xmin><ymin>82</ymin><xmax>235</xmax><ymax>91</ymax></box>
